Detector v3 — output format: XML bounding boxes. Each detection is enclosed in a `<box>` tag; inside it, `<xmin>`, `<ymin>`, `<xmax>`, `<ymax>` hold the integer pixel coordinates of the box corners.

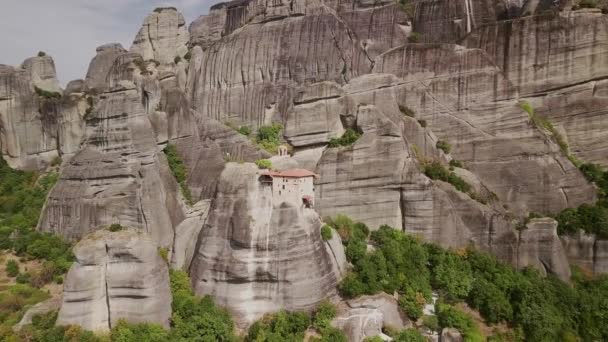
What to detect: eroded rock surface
<box><xmin>130</xmin><ymin>7</ymin><xmax>189</xmax><ymax>64</ymax></box>
<box><xmin>517</xmin><ymin>218</ymin><xmax>571</xmax><ymax>281</ymax></box>
<box><xmin>189</xmin><ymin>163</ymin><xmax>345</xmax><ymax>327</ymax></box>
<box><xmin>333</xmin><ymin>293</ymin><xmax>407</xmax><ymax>342</ymax></box>
<box><xmin>57</xmin><ymin>229</ymin><xmax>171</xmax><ymax>331</ymax></box>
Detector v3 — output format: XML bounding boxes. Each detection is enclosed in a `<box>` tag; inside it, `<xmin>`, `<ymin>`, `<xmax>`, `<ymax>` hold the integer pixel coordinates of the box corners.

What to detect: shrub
<box><xmin>256</xmin><ymin>123</ymin><xmax>283</xmax><ymax>154</ymax></box>
<box><xmin>50</xmin><ymin>156</ymin><xmax>62</xmax><ymax>167</ymax></box>
<box><xmin>16</xmin><ymin>272</ymin><xmax>31</xmax><ymax>284</ymax></box>
<box><xmin>399</xmin><ymin>105</ymin><xmax>415</xmax><ymax>117</ymax></box>
<box><xmin>174</xmin><ymin>56</ymin><xmax>182</xmax><ymax>64</ymax></box>
<box><xmin>169</xmin><ymin>272</ymin><xmax>237</xmax><ymax>341</ymax></box>
<box><xmin>34</xmin><ymin>86</ymin><xmax>61</xmax><ymax>100</ymax></box>
<box><xmin>29</xmin><ymin>261</ymin><xmax>56</xmax><ymax>288</ymax></box>
<box><xmin>5</xmin><ymin>260</ymin><xmax>18</xmax><ymax>277</ymax></box>
<box><xmin>424</xmin><ymin>161</ymin><xmax>472</xmax><ymax>195</ymax></box>
<box><xmin>398</xmin><ymin>287</ymin><xmax>425</xmax><ymax>320</ymax></box>
<box><xmin>237</xmin><ymin>125</ymin><xmax>251</xmax><ymax>136</ymax></box>
<box><xmin>394</xmin><ymin>328</ymin><xmax>425</xmax><ymax>342</ymax></box>
<box><xmin>312</xmin><ymin>300</ymin><xmax>336</xmax><ymax>330</ymax></box>
<box><xmin>163</xmin><ymin>144</ymin><xmax>193</xmax><ymax>205</ymax></box>
<box><xmin>579</xmin><ymin>0</ymin><xmax>598</xmax><ymax>8</ymax></box>
<box><xmin>449</xmin><ymin>159</ymin><xmax>463</xmax><ymax>169</ymax></box>
<box><xmin>111</xmin><ymin>320</ymin><xmax>169</xmax><ymax>342</ymax></box>
<box><xmin>422</xmin><ymin>315</ymin><xmax>439</xmax><ymax>331</ymax></box>
<box><xmin>408</xmin><ymin>32</ymin><xmax>422</xmax><ymax>43</ymax></box>
<box><xmin>255</xmin><ymin>159</ymin><xmax>272</xmax><ymax>169</ymax></box>
<box><xmin>328</xmin><ymin>128</ymin><xmax>361</xmax><ymax>148</ymax></box>
<box><xmin>519</xmin><ymin>101</ymin><xmax>570</xmax><ymax>156</ymax></box>
<box><xmin>247</xmin><ymin>311</ymin><xmax>310</xmax><ymax>341</ymax></box>
<box><xmin>436</xmin><ymin>303</ymin><xmax>483</xmax><ymax>342</ymax></box>
<box><xmin>158</xmin><ymin>247</ymin><xmax>169</xmax><ymax>264</ymax></box>
<box><xmin>37</xmin><ymin>51</ymin><xmax>46</xmax><ymax>57</ymax></box>
<box><xmin>108</xmin><ymin>223</ymin><xmax>123</xmax><ymax>232</ymax></box>
<box><xmin>436</xmin><ymin>140</ymin><xmax>451</xmax><ymax>154</ymax></box>
<box><xmin>320</xmin><ymin>225</ymin><xmax>333</xmax><ymax>241</ymax></box>
<box><xmin>184</xmin><ymin>50</ymin><xmax>192</xmax><ymax>61</ymax></box>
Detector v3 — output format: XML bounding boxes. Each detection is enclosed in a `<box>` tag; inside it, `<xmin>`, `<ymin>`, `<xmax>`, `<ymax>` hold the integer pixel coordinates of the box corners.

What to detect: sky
<box><xmin>0</xmin><ymin>0</ymin><xmax>218</xmax><ymax>85</ymax></box>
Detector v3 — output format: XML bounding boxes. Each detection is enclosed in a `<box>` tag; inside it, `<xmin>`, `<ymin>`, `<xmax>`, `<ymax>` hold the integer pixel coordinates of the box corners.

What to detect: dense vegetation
<box><xmin>256</xmin><ymin>123</ymin><xmax>283</xmax><ymax>154</ymax></box>
<box><xmin>325</xmin><ymin>215</ymin><xmax>608</xmax><ymax>341</ymax></box>
<box><xmin>163</xmin><ymin>144</ymin><xmax>193</xmax><ymax>205</ymax></box>
<box><xmin>555</xmin><ymin>162</ymin><xmax>608</xmax><ymax>238</ymax></box>
<box><xmin>0</xmin><ymin>157</ymin><xmax>76</xmax><ymax>340</ymax></box>
<box><xmin>328</xmin><ymin>128</ymin><xmax>361</xmax><ymax>148</ymax></box>
<box><xmin>0</xmin><ymin>157</ymin><xmax>71</xmax><ymax>286</ymax></box>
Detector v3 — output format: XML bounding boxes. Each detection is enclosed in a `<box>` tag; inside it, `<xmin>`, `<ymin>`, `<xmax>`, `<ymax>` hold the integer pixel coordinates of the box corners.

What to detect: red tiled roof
<box><xmin>261</xmin><ymin>168</ymin><xmax>318</xmax><ymax>178</ymax></box>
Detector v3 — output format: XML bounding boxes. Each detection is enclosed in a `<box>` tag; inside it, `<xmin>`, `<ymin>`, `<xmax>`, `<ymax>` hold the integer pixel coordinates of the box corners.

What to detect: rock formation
<box><xmin>37</xmin><ymin>79</ymin><xmax>183</xmax><ymax>248</ymax></box>
<box><xmin>57</xmin><ymin>229</ymin><xmax>171</xmax><ymax>331</ymax></box>
<box><xmin>130</xmin><ymin>7</ymin><xmax>189</xmax><ymax>65</ymax></box>
<box><xmin>332</xmin><ymin>293</ymin><xmax>408</xmax><ymax>342</ymax></box>
<box><xmin>189</xmin><ymin>163</ymin><xmax>346</xmax><ymax>326</ymax></box>
<box><xmin>517</xmin><ymin>218</ymin><xmax>571</xmax><ymax>281</ymax></box>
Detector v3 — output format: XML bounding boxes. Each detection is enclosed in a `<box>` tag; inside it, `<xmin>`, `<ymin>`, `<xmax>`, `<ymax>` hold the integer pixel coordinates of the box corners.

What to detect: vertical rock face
<box><xmin>37</xmin><ymin>80</ymin><xmax>182</xmax><ymax>247</ymax></box>
<box><xmin>130</xmin><ymin>7</ymin><xmax>189</xmax><ymax>64</ymax></box>
<box><xmin>57</xmin><ymin>229</ymin><xmax>172</xmax><ymax>331</ymax></box>
<box><xmin>189</xmin><ymin>163</ymin><xmax>345</xmax><ymax>327</ymax></box>
<box><xmin>517</xmin><ymin>218</ymin><xmax>571</xmax><ymax>281</ymax></box>
<box><xmin>562</xmin><ymin>232</ymin><xmax>608</xmax><ymax>274</ymax></box>
<box><xmin>185</xmin><ymin>0</ymin><xmax>407</xmax><ymax>127</ymax></box>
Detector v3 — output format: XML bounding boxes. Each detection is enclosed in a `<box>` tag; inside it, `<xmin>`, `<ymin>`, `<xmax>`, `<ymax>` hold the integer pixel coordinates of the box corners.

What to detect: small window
<box><xmin>282</xmin><ymin>185</ymin><xmax>285</xmax><ymax>190</ymax></box>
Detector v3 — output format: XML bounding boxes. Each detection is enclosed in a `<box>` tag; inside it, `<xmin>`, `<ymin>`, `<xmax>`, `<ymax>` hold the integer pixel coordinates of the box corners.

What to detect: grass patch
<box><xmin>163</xmin><ymin>144</ymin><xmax>193</xmax><ymax>205</ymax></box>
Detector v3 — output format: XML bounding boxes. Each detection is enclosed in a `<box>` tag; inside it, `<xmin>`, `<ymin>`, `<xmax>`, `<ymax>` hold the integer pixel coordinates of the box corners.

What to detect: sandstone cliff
<box><xmin>189</xmin><ymin>163</ymin><xmax>346</xmax><ymax>327</ymax></box>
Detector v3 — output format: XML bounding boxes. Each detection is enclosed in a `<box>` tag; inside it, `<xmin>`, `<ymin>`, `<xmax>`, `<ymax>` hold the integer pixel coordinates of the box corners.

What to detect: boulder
<box><xmin>333</xmin><ymin>293</ymin><xmax>407</xmax><ymax>342</ymax></box>
<box><xmin>57</xmin><ymin>229</ymin><xmax>171</xmax><ymax>331</ymax></box>
<box><xmin>440</xmin><ymin>328</ymin><xmax>463</xmax><ymax>342</ymax></box>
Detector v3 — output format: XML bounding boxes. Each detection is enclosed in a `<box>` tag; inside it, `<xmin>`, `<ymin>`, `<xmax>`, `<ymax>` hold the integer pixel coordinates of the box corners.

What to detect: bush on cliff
<box><xmin>256</xmin><ymin>123</ymin><xmax>283</xmax><ymax>154</ymax></box>
<box><xmin>328</xmin><ymin>128</ymin><xmax>361</xmax><ymax>148</ymax></box>
<box><xmin>163</xmin><ymin>144</ymin><xmax>194</xmax><ymax>205</ymax></box>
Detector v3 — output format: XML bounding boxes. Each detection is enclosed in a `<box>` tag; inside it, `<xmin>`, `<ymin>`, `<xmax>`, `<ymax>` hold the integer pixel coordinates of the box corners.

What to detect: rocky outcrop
<box><xmin>85</xmin><ymin>43</ymin><xmax>127</xmax><ymax>91</ymax></box>
<box><xmin>185</xmin><ymin>0</ymin><xmax>407</xmax><ymax>126</ymax></box>
<box><xmin>561</xmin><ymin>232</ymin><xmax>608</xmax><ymax>274</ymax></box>
<box><xmin>14</xmin><ymin>296</ymin><xmax>62</xmax><ymax>331</ymax></box>
<box><xmin>440</xmin><ymin>328</ymin><xmax>463</xmax><ymax>342</ymax></box>
<box><xmin>57</xmin><ymin>229</ymin><xmax>171</xmax><ymax>331</ymax></box>
<box><xmin>37</xmin><ymin>80</ymin><xmax>183</xmax><ymax>247</ymax></box>
<box><xmin>517</xmin><ymin>218</ymin><xmax>571</xmax><ymax>281</ymax></box>
<box><xmin>130</xmin><ymin>7</ymin><xmax>189</xmax><ymax>65</ymax></box>
<box><xmin>333</xmin><ymin>293</ymin><xmax>407</xmax><ymax>342</ymax></box>
<box><xmin>0</xmin><ymin>59</ymin><xmax>85</xmax><ymax>170</ymax></box>
<box><xmin>21</xmin><ymin>54</ymin><xmax>61</xmax><ymax>93</ymax></box>
<box><xmin>189</xmin><ymin>163</ymin><xmax>345</xmax><ymax>327</ymax></box>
